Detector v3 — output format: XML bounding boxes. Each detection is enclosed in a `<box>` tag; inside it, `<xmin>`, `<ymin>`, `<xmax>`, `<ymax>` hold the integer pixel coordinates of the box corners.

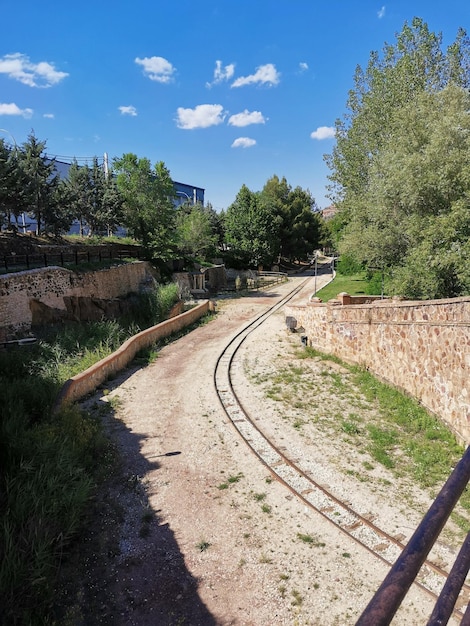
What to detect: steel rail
<box><xmin>213</xmin><ymin>279</ymin><xmax>467</xmax><ymax>622</ymax></box>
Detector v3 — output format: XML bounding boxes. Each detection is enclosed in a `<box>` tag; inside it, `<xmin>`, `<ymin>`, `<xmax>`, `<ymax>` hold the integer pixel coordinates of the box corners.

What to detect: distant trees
<box><xmin>0</xmin><ymin>139</ymin><xmax>22</xmax><ymax>230</ymax></box>
<box><xmin>0</xmin><ymin>130</ymin><xmax>322</xmax><ymax>270</ymax></box>
<box><xmin>325</xmin><ymin>17</ymin><xmax>470</xmax><ymax>299</ymax></box>
<box><xmin>260</xmin><ymin>175</ymin><xmax>323</xmax><ymax>263</ymax></box>
<box><xmin>224</xmin><ymin>184</ymin><xmax>280</xmax><ymax>267</ymax></box>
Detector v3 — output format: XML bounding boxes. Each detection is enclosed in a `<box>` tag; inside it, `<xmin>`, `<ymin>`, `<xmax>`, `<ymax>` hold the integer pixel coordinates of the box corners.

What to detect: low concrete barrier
<box><xmin>54</xmin><ymin>300</ymin><xmax>214</xmax><ymax>411</ymax></box>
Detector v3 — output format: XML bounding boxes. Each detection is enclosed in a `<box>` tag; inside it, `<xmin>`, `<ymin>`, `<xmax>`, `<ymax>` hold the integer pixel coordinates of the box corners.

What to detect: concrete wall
<box><xmin>0</xmin><ymin>262</ymin><xmax>156</xmax><ymax>341</ymax></box>
<box><xmin>54</xmin><ymin>300</ymin><xmax>214</xmax><ymax>410</ymax></box>
<box><xmin>285</xmin><ymin>295</ymin><xmax>470</xmax><ymax>444</ymax></box>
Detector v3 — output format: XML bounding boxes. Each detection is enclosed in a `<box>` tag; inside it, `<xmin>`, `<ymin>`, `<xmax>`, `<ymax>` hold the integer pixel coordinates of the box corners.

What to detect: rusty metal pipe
<box><xmin>356</xmin><ymin>445</ymin><xmax>470</xmax><ymax>626</ymax></box>
<box><xmin>427</xmin><ymin>531</ymin><xmax>470</xmax><ymax>625</ymax></box>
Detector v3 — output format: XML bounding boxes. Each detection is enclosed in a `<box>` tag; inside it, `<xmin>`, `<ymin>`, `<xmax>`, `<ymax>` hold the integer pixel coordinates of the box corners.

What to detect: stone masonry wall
<box><xmin>0</xmin><ymin>262</ymin><xmax>155</xmax><ymax>341</ymax></box>
<box><xmin>285</xmin><ymin>296</ymin><xmax>470</xmax><ymax>444</ymax></box>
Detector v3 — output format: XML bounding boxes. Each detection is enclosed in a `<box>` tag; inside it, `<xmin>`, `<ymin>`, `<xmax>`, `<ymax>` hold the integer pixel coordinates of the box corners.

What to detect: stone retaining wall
<box><xmin>54</xmin><ymin>300</ymin><xmax>214</xmax><ymax>410</ymax></box>
<box><xmin>285</xmin><ymin>295</ymin><xmax>470</xmax><ymax>443</ymax></box>
<box><xmin>0</xmin><ymin>262</ymin><xmax>156</xmax><ymax>340</ymax></box>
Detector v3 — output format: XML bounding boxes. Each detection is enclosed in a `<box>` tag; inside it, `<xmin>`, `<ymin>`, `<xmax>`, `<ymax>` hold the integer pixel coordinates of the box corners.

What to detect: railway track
<box><xmin>213</xmin><ymin>276</ymin><xmax>467</xmax><ymax>622</ymax></box>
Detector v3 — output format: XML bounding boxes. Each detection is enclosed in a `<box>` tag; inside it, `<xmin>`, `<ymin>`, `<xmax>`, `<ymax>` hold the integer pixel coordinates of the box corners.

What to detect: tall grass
<box><xmin>0</xmin><ymin>282</ymin><xmax>181</xmax><ymax>624</ymax></box>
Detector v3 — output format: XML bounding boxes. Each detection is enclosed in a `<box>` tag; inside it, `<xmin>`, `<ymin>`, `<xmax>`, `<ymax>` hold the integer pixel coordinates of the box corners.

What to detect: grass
<box><xmin>314</xmin><ymin>271</ymin><xmax>370</xmax><ymax>302</ymax></box>
<box><xmin>196</xmin><ymin>540</ymin><xmax>211</xmax><ymax>552</ymax></box>
<box><xmin>296</xmin><ymin>346</ymin><xmax>469</xmax><ymax>511</ymax></box>
<box><xmin>249</xmin><ymin>337</ymin><xmax>469</xmax><ymax>526</ymax></box>
<box><xmin>0</xmin><ymin>281</ymin><xmax>190</xmax><ymax>625</ymax></box>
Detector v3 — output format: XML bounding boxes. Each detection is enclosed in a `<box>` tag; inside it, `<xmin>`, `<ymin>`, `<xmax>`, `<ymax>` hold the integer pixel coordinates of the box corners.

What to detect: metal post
<box><xmin>314</xmin><ymin>253</ymin><xmax>317</xmax><ymax>295</ymax></box>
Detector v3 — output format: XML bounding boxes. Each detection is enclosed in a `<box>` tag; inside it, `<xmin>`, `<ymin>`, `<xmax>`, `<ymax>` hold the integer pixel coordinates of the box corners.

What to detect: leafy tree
<box><xmin>87</xmin><ymin>158</ymin><xmax>123</xmax><ymax>236</ymax></box>
<box><xmin>326</xmin><ymin>18</ymin><xmax>470</xmax><ymax>207</ymax></box>
<box><xmin>339</xmin><ymin>85</ymin><xmax>470</xmax><ymax>298</ymax></box>
<box><xmin>202</xmin><ymin>202</ymin><xmax>225</xmax><ymax>250</ymax></box>
<box><xmin>325</xmin><ymin>18</ymin><xmax>470</xmax><ymax>298</ymax></box>
<box><xmin>60</xmin><ymin>159</ymin><xmax>92</xmax><ymax>236</ymax></box>
<box><xmin>100</xmin><ymin>175</ymin><xmax>124</xmax><ymax>237</ymax></box>
<box><xmin>260</xmin><ymin>175</ymin><xmax>322</xmax><ymax>262</ymax></box>
<box><xmin>113</xmin><ymin>154</ymin><xmax>177</xmax><ymax>260</ymax></box>
<box><xmin>176</xmin><ymin>202</ymin><xmax>218</xmax><ymax>260</ymax></box>
<box><xmin>224</xmin><ymin>184</ymin><xmax>279</xmax><ymax>268</ymax></box>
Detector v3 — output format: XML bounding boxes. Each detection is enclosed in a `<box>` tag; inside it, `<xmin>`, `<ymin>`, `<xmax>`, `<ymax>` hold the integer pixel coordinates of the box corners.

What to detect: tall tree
<box><xmin>60</xmin><ymin>159</ymin><xmax>92</xmax><ymax>236</ymax></box>
<box><xmin>113</xmin><ymin>154</ymin><xmax>177</xmax><ymax>260</ymax></box>
<box><xmin>224</xmin><ymin>184</ymin><xmax>279</xmax><ymax>267</ymax></box>
<box><xmin>19</xmin><ymin>132</ymin><xmax>59</xmax><ymax>235</ymax></box>
<box><xmin>325</xmin><ymin>18</ymin><xmax>470</xmax><ymax>208</ymax></box>
<box><xmin>0</xmin><ymin>140</ymin><xmax>23</xmax><ymax>230</ymax></box>
<box><xmin>176</xmin><ymin>202</ymin><xmax>218</xmax><ymax>260</ymax></box>
<box><xmin>324</xmin><ymin>18</ymin><xmax>470</xmax><ymax>298</ymax></box>
<box><xmin>260</xmin><ymin>175</ymin><xmax>322</xmax><ymax>262</ymax></box>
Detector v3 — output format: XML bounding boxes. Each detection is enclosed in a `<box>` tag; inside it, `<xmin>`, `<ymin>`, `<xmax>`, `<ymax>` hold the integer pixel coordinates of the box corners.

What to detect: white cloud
<box><xmin>228</xmin><ymin>109</ymin><xmax>266</xmax><ymax>127</ymax></box>
<box><xmin>231</xmin><ymin>137</ymin><xmax>256</xmax><ymax>148</ymax></box>
<box><xmin>299</xmin><ymin>62</ymin><xmax>309</xmax><ymax>72</ymax></box>
<box><xmin>176</xmin><ymin>104</ymin><xmax>226</xmax><ymax>129</ymax></box>
<box><xmin>43</xmin><ymin>113</ymin><xmax>54</xmax><ymax>118</ymax></box>
<box><xmin>206</xmin><ymin>60</ymin><xmax>235</xmax><ymax>87</ymax></box>
<box><xmin>135</xmin><ymin>56</ymin><xmax>175</xmax><ymax>83</ymax></box>
<box><xmin>0</xmin><ymin>53</ymin><xmax>68</xmax><ymax>88</ymax></box>
<box><xmin>231</xmin><ymin>63</ymin><xmax>280</xmax><ymax>88</ymax></box>
<box><xmin>119</xmin><ymin>105</ymin><xmax>137</xmax><ymax>116</ymax></box>
<box><xmin>378</xmin><ymin>6</ymin><xmax>386</xmax><ymax>18</ymax></box>
<box><xmin>0</xmin><ymin>102</ymin><xmax>33</xmax><ymax>118</ymax></box>
<box><xmin>310</xmin><ymin>126</ymin><xmax>335</xmax><ymax>140</ymax></box>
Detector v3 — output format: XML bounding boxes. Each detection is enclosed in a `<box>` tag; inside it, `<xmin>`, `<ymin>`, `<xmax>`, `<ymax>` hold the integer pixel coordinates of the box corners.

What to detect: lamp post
<box><xmin>314</xmin><ymin>251</ymin><xmax>318</xmax><ymax>295</ymax></box>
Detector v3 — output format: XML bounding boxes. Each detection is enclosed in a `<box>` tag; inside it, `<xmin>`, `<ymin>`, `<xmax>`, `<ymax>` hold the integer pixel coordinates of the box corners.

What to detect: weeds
<box><xmin>297</xmin><ymin>533</ymin><xmax>326</xmax><ymax>547</ymax></box>
<box><xmin>290</xmin><ymin>345</ymin><xmax>467</xmax><ymax>505</ymax></box>
<box><xmin>0</xmin><ymin>282</ymin><xmax>186</xmax><ymax>625</ymax></box>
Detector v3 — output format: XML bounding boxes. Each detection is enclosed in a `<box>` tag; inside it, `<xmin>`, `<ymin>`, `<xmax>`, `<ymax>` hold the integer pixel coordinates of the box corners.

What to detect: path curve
<box><xmin>54</xmin><ymin>268</ymin><xmax>454</xmax><ymax>626</ymax></box>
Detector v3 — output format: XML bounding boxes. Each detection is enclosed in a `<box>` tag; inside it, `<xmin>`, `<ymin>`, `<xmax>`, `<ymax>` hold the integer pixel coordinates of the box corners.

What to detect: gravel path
<box><xmin>54</xmin><ymin>271</ymin><xmax>460</xmax><ymax>625</ymax></box>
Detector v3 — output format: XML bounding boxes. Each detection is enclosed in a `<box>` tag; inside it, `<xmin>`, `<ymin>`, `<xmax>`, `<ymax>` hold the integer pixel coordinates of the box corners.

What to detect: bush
<box><xmin>0</xmin><ymin>280</ymin><xmax>181</xmax><ymax>624</ymax></box>
<box><xmin>336</xmin><ymin>255</ymin><xmax>363</xmax><ymax>276</ymax></box>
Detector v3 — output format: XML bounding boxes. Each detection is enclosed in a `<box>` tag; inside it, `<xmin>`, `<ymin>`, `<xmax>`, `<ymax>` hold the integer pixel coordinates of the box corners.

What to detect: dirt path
<box><xmin>55</xmin><ymin>271</ymin><xmax>453</xmax><ymax>625</ymax></box>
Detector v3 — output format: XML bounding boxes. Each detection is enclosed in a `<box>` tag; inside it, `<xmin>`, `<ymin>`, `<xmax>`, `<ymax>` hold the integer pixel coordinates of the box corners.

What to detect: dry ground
<box><xmin>54</xmin><ymin>273</ymin><xmax>462</xmax><ymax>625</ymax></box>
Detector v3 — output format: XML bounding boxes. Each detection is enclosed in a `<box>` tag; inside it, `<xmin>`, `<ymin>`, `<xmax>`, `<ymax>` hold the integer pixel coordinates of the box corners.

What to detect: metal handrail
<box><xmin>356</xmin><ymin>445</ymin><xmax>470</xmax><ymax>625</ymax></box>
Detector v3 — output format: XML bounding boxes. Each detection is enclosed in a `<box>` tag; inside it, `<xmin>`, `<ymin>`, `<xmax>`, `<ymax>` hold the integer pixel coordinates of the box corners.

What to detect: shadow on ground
<box><xmin>53</xmin><ymin>385</ymin><xmax>217</xmax><ymax>626</ymax></box>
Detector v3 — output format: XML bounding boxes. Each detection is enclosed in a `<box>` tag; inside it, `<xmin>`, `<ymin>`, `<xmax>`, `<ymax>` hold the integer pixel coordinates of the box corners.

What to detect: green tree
<box><xmin>224</xmin><ymin>184</ymin><xmax>279</xmax><ymax>268</ymax></box>
<box><xmin>0</xmin><ymin>140</ymin><xmax>23</xmax><ymax>230</ymax></box>
<box><xmin>260</xmin><ymin>175</ymin><xmax>322</xmax><ymax>262</ymax></box>
<box><xmin>339</xmin><ymin>85</ymin><xmax>470</xmax><ymax>298</ymax></box>
<box><xmin>176</xmin><ymin>202</ymin><xmax>218</xmax><ymax>260</ymax></box>
<box><xmin>325</xmin><ymin>18</ymin><xmax>470</xmax><ymax>298</ymax></box>
<box><xmin>326</xmin><ymin>18</ymin><xmax>470</xmax><ymax>208</ymax></box>
<box><xmin>19</xmin><ymin>132</ymin><xmax>60</xmax><ymax>235</ymax></box>
<box><xmin>60</xmin><ymin>159</ymin><xmax>92</xmax><ymax>236</ymax></box>
<box><xmin>113</xmin><ymin>154</ymin><xmax>177</xmax><ymax>260</ymax></box>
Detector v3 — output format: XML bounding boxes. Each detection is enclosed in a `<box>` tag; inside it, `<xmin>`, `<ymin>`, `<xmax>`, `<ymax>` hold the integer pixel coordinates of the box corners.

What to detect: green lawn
<box><xmin>315</xmin><ymin>271</ymin><xmax>370</xmax><ymax>302</ymax></box>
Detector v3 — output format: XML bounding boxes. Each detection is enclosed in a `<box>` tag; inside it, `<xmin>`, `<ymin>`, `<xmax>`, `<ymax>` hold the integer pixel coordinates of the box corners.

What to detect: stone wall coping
<box><xmin>304</xmin><ymin>294</ymin><xmax>470</xmax><ymax>309</ymax></box>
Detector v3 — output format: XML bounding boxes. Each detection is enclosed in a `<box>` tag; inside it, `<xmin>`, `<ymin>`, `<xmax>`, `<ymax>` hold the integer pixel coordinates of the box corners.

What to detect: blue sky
<box><xmin>1</xmin><ymin>1</ymin><xmax>469</xmax><ymax>212</ymax></box>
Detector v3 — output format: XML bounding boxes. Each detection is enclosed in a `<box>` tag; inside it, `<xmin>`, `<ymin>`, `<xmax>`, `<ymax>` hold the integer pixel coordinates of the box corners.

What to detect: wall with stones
<box><xmin>285</xmin><ymin>296</ymin><xmax>470</xmax><ymax>444</ymax></box>
<box><xmin>0</xmin><ymin>262</ymin><xmax>156</xmax><ymax>341</ymax></box>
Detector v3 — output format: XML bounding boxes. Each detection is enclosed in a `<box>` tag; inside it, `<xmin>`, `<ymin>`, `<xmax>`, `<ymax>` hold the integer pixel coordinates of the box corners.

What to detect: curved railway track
<box><xmin>213</xmin><ymin>276</ymin><xmax>466</xmax><ymax>622</ymax></box>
